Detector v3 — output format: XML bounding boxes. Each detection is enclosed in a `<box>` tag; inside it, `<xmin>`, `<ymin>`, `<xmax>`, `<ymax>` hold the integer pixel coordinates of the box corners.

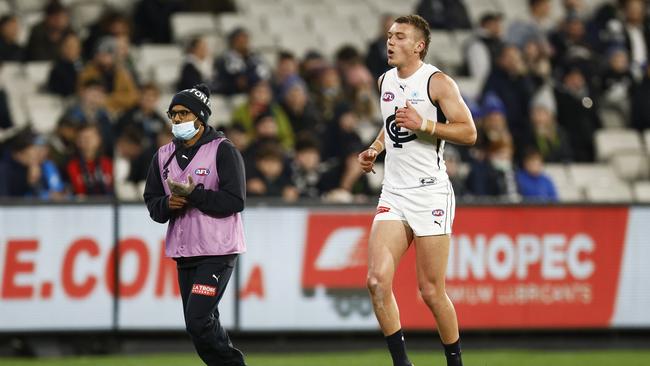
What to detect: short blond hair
<box><xmin>394</xmin><ymin>14</ymin><xmax>431</xmax><ymax>60</ymax></box>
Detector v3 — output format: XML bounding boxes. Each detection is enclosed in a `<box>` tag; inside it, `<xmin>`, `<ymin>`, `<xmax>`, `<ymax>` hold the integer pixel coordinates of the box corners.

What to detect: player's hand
<box><xmin>357</xmin><ymin>148</ymin><xmax>378</xmax><ymax>173</ymax></box>
<box><xmin>168</xmin><ymin>194</ymin><xmax>188</xmax><ymax>210</ymax></box>
<box><xmin>395</xmin><ymin>100</ymin><xmax>423</xmax><ymax>131</ymax></box>
<box><xmin>167</xmin><ymin>175</ymin><xmax>196</xmax><ymax>197</ymax></box>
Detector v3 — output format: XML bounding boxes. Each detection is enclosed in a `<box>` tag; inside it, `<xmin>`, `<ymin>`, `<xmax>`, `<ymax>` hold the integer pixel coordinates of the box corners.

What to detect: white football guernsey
<box><xmin>379</xmin><ymin>63</ymin><xmax>448</xmax><ymax>189</ymax></box>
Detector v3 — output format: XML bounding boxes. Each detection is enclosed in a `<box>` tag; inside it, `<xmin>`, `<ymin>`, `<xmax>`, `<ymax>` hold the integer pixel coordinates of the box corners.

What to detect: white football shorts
<box><xmin>374</xmin><ymin>180</ymin><xmax>455</xmax><ymax>236</ymax></box>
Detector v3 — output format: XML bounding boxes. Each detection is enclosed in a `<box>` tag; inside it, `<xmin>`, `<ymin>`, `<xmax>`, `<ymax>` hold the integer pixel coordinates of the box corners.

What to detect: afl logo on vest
<box><xmin>195</xmin><ymin>168</ymin><xmax>210</xmax><ymax>176</ymax></box>
<box><xmin>432</xmin><ymin>209</ymin><xmax>445</xmax><ymax>217</ymax></box>
<box><xmin>382</xmin><ymin>91</ymin><xmax>395</xmax><ymax>102</ymax></box>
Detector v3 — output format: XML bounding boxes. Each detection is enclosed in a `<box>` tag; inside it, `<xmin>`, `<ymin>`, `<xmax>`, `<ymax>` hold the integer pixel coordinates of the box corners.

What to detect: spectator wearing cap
<box><xmin>177</xmin><ymin>36</ymin><xmax>213</xmax><ymax>91</ymax></box>
<box><xmin>143</xmin><ymin>84</ymin><xmax>248</xmax><ymax>366</ymax></box>
<box><xmin>213</xmin><ymin>27</ymin><xmax>270</xmax><ymax>95</ymax></box>
<box><xmin>463</xmin><ymin>12</ymin><xmax>505</xmax><ymax>86</ymax></box>
<box><xmin>474</xmin><ymin>92</ymin><xmax>512</xmax><ymax>157</ymax></box>
<box><xmin>47</xmin><ymin>31</ymin><xmax>83</xmax><ymax>97</ymax></box>
<box><xmin>78</xmin><ymin>36</ymin><xmax>139</xmax><ymax>116</ymax></box>
<box><xmin>24</xmin><ymin>0</ymin><xmax>72</xmax><ymax>61</ymax></box>
<box><xmin>365</xmin><ymin>14</ymin><xmax>394</xmax><ymax>80</ymax></box>
<box><xmin>232</xmin><ymin>79</ymin><xmax>294</xmax><ymax>150</ymax></box>
<box><xmin>515</xmin><ymin>147</ymin><xmax>558</xmax><ymax>202</ymax></box>
<box><xmin>0</xmin><ymin>15</ymin><xmax>23</xmax><ymax>61</ymax></box>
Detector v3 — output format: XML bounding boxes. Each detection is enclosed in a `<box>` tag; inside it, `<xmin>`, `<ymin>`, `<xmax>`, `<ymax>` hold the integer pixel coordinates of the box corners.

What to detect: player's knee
<box><xmin>366</xmin><ymin>272</ymin><xmax>389</xmax><ymax>296</ymax></box>
<box><xmin>418</xmin><ymin>282</ymin><xmax>446</xmax><ymax>307</ymax></box>
<box><xmin>186</xmin><ymin>315</ymin><xmax>212</xmax><ymax>338</ymax></box>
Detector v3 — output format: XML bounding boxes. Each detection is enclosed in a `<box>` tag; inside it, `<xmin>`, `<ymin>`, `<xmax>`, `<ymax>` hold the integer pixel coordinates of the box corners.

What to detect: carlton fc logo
<box><xmin>386</xmin><ymin>106</ymin><xmax>417</xmax><ymax>148</ymax></box>
<box><xmin>195</xmin><ymin>168</ymin><xmax>210</xmax><ymax>176</ymax></box>
<box><xmin>382</xmin><ymin>91</ymin><xmax>395</xmax><ymax>102</ymax></box>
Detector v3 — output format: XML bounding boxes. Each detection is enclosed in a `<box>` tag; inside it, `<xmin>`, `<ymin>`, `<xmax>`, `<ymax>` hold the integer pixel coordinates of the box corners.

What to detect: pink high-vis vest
<box><xmin>158</xmin><ymin>138</ymin><xmax>246</xmax><ymax>258</ymax></box>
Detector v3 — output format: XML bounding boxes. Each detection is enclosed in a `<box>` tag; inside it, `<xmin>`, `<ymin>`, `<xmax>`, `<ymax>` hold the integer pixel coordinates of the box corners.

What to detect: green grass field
<box><xmin>2</xmin><ymin>349</ymin><xmax>650</xmax><ymax>366</ymax></box>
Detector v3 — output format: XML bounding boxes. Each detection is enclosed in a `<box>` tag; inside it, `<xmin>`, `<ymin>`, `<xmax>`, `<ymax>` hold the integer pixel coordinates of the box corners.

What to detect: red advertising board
<box><xmin>302</xmin><ymin>207</ymin><xmax>629</xmax><ymax>329</ymax></box>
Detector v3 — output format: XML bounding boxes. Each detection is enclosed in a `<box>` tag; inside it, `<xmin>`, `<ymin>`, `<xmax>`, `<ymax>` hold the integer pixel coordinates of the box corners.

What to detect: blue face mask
<box><xmin>172</xmin><ymin>118</ymin><xmax>199</xmax><ymax>140</ymax></box>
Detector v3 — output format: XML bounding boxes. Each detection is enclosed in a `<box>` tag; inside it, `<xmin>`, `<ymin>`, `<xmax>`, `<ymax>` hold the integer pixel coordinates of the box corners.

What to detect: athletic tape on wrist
<box><xmin>419</xmin><ymin>118</ymin><xmax>436</xmax><ymax>135</ymax></box>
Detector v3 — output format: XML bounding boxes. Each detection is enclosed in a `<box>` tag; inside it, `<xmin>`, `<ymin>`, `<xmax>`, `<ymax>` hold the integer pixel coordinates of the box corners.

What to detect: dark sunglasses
<box><xmin>167</xmin><ymin>110</ymin><xmax>193</xmax><ymax>120</ymax></box>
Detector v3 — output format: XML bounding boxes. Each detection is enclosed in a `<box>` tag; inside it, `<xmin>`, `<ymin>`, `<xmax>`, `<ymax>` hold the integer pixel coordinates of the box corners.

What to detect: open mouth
<box><xmin>387</xmin><ymin>49</ymin><xmax>394</xmax><ymax>57</ymax></box>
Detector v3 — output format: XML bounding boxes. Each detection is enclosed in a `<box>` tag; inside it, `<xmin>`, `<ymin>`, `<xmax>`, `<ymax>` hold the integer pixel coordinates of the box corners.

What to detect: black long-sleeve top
<box><xmin>143</xmin><ymin>126</ymin><xmax>246</xmax><ymax>223</ymax></box>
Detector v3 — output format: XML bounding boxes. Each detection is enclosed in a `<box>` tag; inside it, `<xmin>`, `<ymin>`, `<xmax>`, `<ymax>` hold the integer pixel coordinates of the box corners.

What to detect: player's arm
<box><xmin>428</xmin><ymin>73</ymin><xmax>476</xmax><ymax>145</ymax></box>
<box><xmin>143</xmin><ymin>151</ymin><xmax>172</xmax><ymax>223</ymax></box>
<box><xmin>395</xmin><ymin>73</ymin><xmax>477</xmax><ymax>145</ymax></box>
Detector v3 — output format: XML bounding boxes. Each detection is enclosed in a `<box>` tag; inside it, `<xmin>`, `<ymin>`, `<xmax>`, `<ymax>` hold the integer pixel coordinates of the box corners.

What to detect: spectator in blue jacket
<box><xmin>0</xmin><ymin>131</ymin><xmax>65</xmax><ymax>199</ymax></box>
<box><xmin>516</xmin><ymin>147</ymin><xmax>558</xmax><ymax>201</ymax></box>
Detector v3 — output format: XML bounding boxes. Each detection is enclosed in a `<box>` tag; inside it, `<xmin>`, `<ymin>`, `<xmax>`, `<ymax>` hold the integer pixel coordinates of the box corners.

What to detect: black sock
<box><xmin>385</xmin><ymin>329</ymin><xmax>412</xmax><ymax>366</ymax></box>
<box><xmin>442</xmin><ymin>338</ymin><xmax>463</xmax><ymax>366</ymax></box>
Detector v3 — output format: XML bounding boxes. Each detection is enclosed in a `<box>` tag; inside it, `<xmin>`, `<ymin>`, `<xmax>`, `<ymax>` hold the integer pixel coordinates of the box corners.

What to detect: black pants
<box><xmin>177</xmin><ymin>254</ymin><xmax>246</xmax><ymax>366</ymax></box>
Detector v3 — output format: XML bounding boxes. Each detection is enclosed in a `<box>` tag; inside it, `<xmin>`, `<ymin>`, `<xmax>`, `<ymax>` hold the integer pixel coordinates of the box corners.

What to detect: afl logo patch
<box><xmin>432</xmin><ymin>209</ymin><xmax>445</xmax><ymax>217</ymax></box>
<box><xmin>382</xmin><ymin>92</ymin><xmax>395</xmax><ymax>102</ymax></box>
<box><xmin>195</xmin><ymin>168</ymin><xmax>210</xmax><ymax>176</ymax></box>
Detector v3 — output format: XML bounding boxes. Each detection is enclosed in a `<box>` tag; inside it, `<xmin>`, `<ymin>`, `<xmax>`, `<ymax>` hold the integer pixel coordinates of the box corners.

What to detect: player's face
<box><xmin>386</xmin><ymin>22</ymin><xmax>424</xmax><ymax>66</ymax></box>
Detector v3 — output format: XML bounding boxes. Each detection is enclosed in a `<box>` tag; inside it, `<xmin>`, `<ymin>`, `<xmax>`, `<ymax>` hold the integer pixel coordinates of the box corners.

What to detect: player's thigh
<box><xmin>404</xmin><ymin>182</ymin><xmax>455</xmax><ymax>237</ymax></box>
<box><xmin>414</xmin><ymin>234</ymin><xmax>451</xmax><ymax>289</ymax></box>
<box><xmin>186</xmin><ymin>259</ymin><xmax>235</xmax><ymax>317</ymax></box>
<box><xmin>367</xmin><ymin>219</ymin><xmax>413</xmax><ymax>281</ymax></box>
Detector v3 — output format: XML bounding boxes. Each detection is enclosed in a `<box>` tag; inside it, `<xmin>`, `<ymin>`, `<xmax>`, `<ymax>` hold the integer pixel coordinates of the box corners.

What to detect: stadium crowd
<box><xmin>0</xmin><ymin>0</ymin><xmax>649</xmax><ymax>203</ymax></box>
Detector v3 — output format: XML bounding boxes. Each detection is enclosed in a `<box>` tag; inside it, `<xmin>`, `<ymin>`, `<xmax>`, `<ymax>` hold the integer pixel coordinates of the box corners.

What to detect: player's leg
<box><xmin>184</xmin><ymin>256</ymin><xmax>246</xmax><ymax>366</ymax></box>
<box><xmin>414</xmin><ymin>234</ymin><xmax>462</xmax><ymax>366</ymax></box>
<box><xmin>367</xmin><ymin>219</ymin><xmax>414</xmax><ymax>366</ymax></box>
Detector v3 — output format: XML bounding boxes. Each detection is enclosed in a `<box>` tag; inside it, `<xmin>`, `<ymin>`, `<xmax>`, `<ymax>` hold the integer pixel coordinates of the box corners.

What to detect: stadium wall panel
<box><xmin>0</xmin><ymin>204</ymin><xmax>648</xmax><ymax>332</ymax></box>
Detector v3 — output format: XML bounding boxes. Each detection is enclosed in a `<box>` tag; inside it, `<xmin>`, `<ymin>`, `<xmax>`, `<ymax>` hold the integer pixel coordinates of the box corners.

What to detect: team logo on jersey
<box><xmin>382</xmin><ymin>92</ymin><xmax>395</xmax><ymax>102</ymax></box>
<box><xmin>386</xmin><ymin>106</ymin><xmax>417</xmax><ymax>148</ymax></box>
<box><xmin>432</xmin><ymin>209</ymin><xmax>445</xmax><ymax>217</ymax></box>
<box><xmin>195</xmin><ymin>168</ymin><xmax>210</xmax><ymax>176</ymax></box>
